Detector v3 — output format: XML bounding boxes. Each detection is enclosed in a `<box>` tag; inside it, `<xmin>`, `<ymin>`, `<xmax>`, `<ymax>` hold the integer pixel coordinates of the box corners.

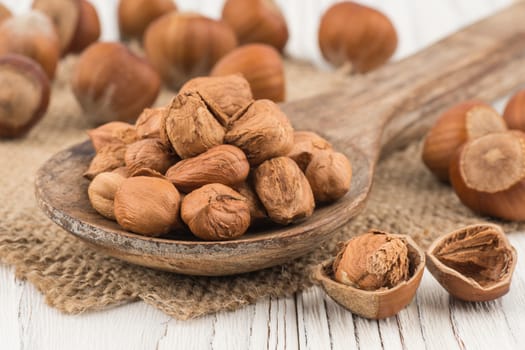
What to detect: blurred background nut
<box><xmin>32</xmin><ymin>0</ymin><xmax>100</xmax><ymax>55</ymax></box>
<box><xmin>114</xmin><ymin>176</ymin><xmax>181</xmax><ymax>236</ymax></box>
<box><xmin>144</xmin><ymin>13</ymin><xmax>237</xmax><ymax>89</ymax></box>
<box><xmin>124</xmin><ymin>138</ymin><xmax>178</xmax><ymax>174</ymax></box>
<box><xmin>254</xmin><ymin>156</ymin><xmax>315</xmax><ymax>224</ymax></box>
<box><xmin>88</xmin><ymin>171</ymin><xmax>126</xmax><ymax>220</ymax></box>
<box><xmin>166</xmin><ymin>144</ymin><xmax>249</xmax><ymax>193</ymax></box>
<box><xmin>422</xmin><ymin>101</ymin><xmax>506</xmax><ymax>182</ymax></box>
<box><xmin>211</xmin><ymin>44</ymin><xmax>285</xmax><ymax>102</ymax></box>
<box><xmin>318</xmin><ymin>1</ymin><xmax>398</xmax><ymax>73</ymax></box>
<box><xmin>0</xmin><ymin>54</ymin><xmax>50</xmax><ymax>138</ymax></box>
<box><xmin>503</xmin><ymin>89</ymin><xmax>525</xmax><ymax>131</ymax></box>
<box><xmin>305</xmin><ymin>151</ymin><xmax>352</xmax><ymax>203</ymax></box>
<box><xmin>225</xmin><ymin>99</ymin><xmax>293</xmax><ymax>165</ymax></box>
<box><xmin>222</xmin><ymin>0</ymin><xmax>288</xmax><ymax>52</ymax></box>
<box><xmin>0</xmin><ymin>11</ymin><xmax>60</xmax><ymax>79</ymax></box>
<box><xmin>179</xmin><ymin>74</ymin><xmax>253</xmax><ymax>121</ymax></box>
<box><xmin>449</xmin><ymin>131</ymin><xmax>525</xmax><ymax>221</ymax></box>
<box><xmin>288</xmin><ymin>131</ymin><xmax>332</xmax><ymax>171</ymax></box>
<box><xmin>71</xmin><ymin>42</ymin><xmax>161</xmax><ymax>125</ymax></box>
<box><xmin>0</xmin><ymin>4</ymin><xmax>11</xmax><ymax>23</ymax></box>
<box><xmin>181</xmin><ymin>183</ymin><xmax>250</xmax><ymax>241</ymax></box>
<box><xmin>165</xmin><ymin>92</ymin><xmax>225</xmax><ymax>159</ymax></box>
<box><xmin>118</xmin><ymin>0</ymin><xmax>177</xmax><ymax>40</ymax></box>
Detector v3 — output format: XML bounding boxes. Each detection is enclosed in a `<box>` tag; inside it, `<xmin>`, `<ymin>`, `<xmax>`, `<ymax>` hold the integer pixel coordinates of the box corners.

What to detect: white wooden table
<box><xmin>1</xmin><ymin>0</ymin><xmax>524</xmax><ymax>349</ymax></box>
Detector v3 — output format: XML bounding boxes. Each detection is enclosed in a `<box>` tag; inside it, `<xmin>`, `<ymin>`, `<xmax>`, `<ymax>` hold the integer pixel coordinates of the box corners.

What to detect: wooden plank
<box><xmin>296</xmin><ymin>287</ymin><xmax>331</xmax><ymax>350</ymax></box>
<box><xmin>323</xmin><ymin>295</ymin><xmax>359</xmax><ymax>350</ymax></box>
<box><xmin>158</xmin><ymin>315</ymin><xmax>214</xmax><ymax>350</ymax></box>
<box><xmin>0</xmin><ymin>266</ymin><xmax>22</xmax><ymax>350</ymax></box>
<box><xmin>211</xmin><ymin>305</ymin><xmax>256</xmax><ymax>349</ymax></box>
<box><xmin>267</xmin><ymin>295</ymin><xmax>299</xmax><ymax>350</ymax></box>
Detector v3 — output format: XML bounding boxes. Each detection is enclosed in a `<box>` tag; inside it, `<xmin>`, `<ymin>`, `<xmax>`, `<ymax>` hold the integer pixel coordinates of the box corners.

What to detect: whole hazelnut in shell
<box><xmin>222</xmin><ymin>0</ymin><xmax>288</xmax><ymax>51</ymax></box>
<box><xmin>318</xmin><ymin>1</ymin><xmax>397</xmax><ymax>73</ymax></box>
<box><xmin>71</xmin><ymin>42</ymin><xmax>161</xmax><ymax>125</ymax></box>
<box><xmin>0</xmin><ymin>11</ymin><xmax>60</xmax><ymax>79</ymax></box>
<box><xmin>0</xmin><ymin>54</ymin><xmax>50</xmax><ymax>138</ymax></box>
<box><xmin>211</xmin><ymin>44</ymin><xmax>285</xmax><ymax>102</ymax></box>
<box><xmin>181</xmin><ymin>183</ymin><xmax>250</xmax><ymax>241</ymax></box>
<box><xmin>118</xmin><ymin>0</ymin><xmax>177</xmax><ymax>40</ymax></box>
<box><xmin>144</xmin><ymin>13</ymin><xmax>237</xmax><ymax>89</ymax></box>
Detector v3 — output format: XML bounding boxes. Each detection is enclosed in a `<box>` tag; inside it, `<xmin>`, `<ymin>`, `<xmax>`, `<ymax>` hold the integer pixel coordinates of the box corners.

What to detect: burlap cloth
<box><xmin>1</xmin><ymin>56</ymin><xmax>523</xmax><ymax>320</ymax></box>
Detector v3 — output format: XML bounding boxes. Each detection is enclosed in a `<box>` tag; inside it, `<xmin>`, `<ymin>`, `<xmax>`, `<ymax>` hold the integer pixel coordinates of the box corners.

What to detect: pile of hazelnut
<box><xmin>422</xmin><ymin>91</ymin><xmax>525</xmax><ymax>221</ymax></box>
<box><xmin>85</xmin><ymin>74</ymin><xmax>352</xmax><ymax>241</ymax></box>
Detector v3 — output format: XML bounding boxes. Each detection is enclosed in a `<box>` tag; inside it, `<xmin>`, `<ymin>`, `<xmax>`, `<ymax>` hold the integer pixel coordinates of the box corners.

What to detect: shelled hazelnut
<box><xmin>313</xmin><ymin>230</ymin><xmax>425</xmax><ymax>319</ymax></box>
<box><xmin>318</xmin><ymin>2</ymin><xmax>397</xmax><ymax>73</ymax></box>
<box><xmin>503</xmin><ymin>89</ymin><xmax>525</xmax><ymax>131</ymax></box>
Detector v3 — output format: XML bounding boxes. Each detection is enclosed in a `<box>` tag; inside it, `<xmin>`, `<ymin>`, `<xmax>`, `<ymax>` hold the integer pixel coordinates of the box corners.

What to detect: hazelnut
<box><xmin>313</xmin><ymin>230</ymin><xmax>425</xmax><ymax>319</ymax></box>
<box><xmin>164</xmin><ymin>92</ymin><xmax>225</xmax><ymax>159</ymax></box>
<box><xmin>181</xmin><ymin>183</ymin><xmax>250</xmax><ymax>241</ymax></box>
<box><xmin>305</xmin><ymin>151</ymin><xmax>352</xmax><ymax>203</ymax></box>
<box><xmin>211</xmin><ymin>44</ymin><xmax>285</xmax><ymax>102</ymax></box>
<box><xmin>318</xmin><ymin>2</ymin><xmax>397</xmax><ymax>73</ymax></box>
<box><xmin>114</xmin><ymin>176</ymin><xmax>181</xmax><ymax>236</ymax></box>
<box><xmin>254</xmin><ymin>156</ymin><xmax>315</xmax><ymax>224</ymax></box>
<box><xmin>0</xmin><ymin>11</ymin><xmax>60</xmax><ymax>79</ymax></box>
<box><xmin>503</xmin><ymin>89</ymin><xmax>525</xmax><ymax>131</ymax></box>
<box><xmin>426</xmin><ymin>224</ymin><xmax>517</xmax><ymax>302</ymax></box>
<box><xmin>179</xmin><ymin>74</ymin><xmax>253</xmax><ymax>122</ymax></box>
<box><xmin>135</xmin><ymin>107</ymin><xmax>165</xmax><ymax>139</ymax></box>
<box><xmin>0</xmin><ymin>4</ymin><xmax>11</xmax><ymax>23</ymax></box>
<box><xmin>234</xmin><ymin>181</ymin><xmax>268</xmax><ymax>224</ymax></box>
<box><xmin>144</xmin><ymin>13</ymin><xmax>237</xmax><ymax>89</ymax></box>
<box><xmin>222</xmin><ymin>0</ymin><xmax>288</xmax><ymax>51</ymax></box>
<box><xmin>32</xmin><ymin>0</ymin><xmax>100</xmax><ymax>54</ymax></box>
<box><xmin>288</xmin><ymin>131</ymin><xmax>332</xmax><ymax>171</ymax></box>
<box><xmin>422</xmin><ymin>101</ymin><xmax>507</xmax><ymax>182</ymax></box>
<box><xmin>112</xmin><ymin>166</ymin><xmax>131</xmax><ymax>178</ymax></box>
<box><xmin>71</xmin><ymin>42</ymin><xmax>161</xmax><ymax>124</ymax></box>
<box><xmin>88</xmin><ymin>171</ymin><xmax>126</xmax><ymax>220</ymax></box>
<box><xmin>118</xmin><ymin>0</ymin><xmax>177</xmax><ymax>40</ymax></box>
<box><xmin>449</xmin><ymin>131</ymin><xmax>525</xmax><ymax>221</ymax></box>
<box><xmin>166</xmin><ymin>144</ymin><xmax>249</xmax><ymax>193</ymax></box>
<box><xmin>84</xmin><ymin>143</ymin><xmax>127</xmax><ymax>180</ymax></box>
<box><xmin>125</xmin><ymin>138</ymin><xmax>178</xmax><ymax>174</ymax></box>
<box><xmin>225</xmin><ymin>99</ymin><xmax>293</xmax><ymax>166</ymax></box>
<box><xmin>87</xmin><ymin>121</ymin><xmax>138</xmax><ymax>152</ymax></box>
<box><xmin>0</xmin><ymin>54</ymin><xmax>50</xmax><ymax>138</ymax></box>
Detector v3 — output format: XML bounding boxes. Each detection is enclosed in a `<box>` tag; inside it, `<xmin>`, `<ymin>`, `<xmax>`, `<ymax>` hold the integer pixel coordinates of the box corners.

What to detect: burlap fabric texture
<box><xmin>1</xmin><ymin>56</ymin><xmax>523</xmax><ymax>320</ymax></box>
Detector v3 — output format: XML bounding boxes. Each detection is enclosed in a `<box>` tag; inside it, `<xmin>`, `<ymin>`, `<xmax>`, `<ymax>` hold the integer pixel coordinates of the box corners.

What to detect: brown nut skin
<box><xmin>234</xmin><ymin>181</ymin><xmax>268</xmax><ymax>224</ymax></box>
<box><xmin>503</xmin><ymin>89</ymin><xmax>525</xmax><ymax>131</ymax></box>
<box><xmin>449</xmin><ymin>131</ymin><xmax>525</xmax><ymax>221</ymax></box>
<box><xmin>426</xmin><ymin>224</ymin><xmax>517</xmax><ymax>302</ymax></box>
<box><xmin>225</xmin><ymin>99</ymin><xmax>293</xmax><ymax>166</ymax></box>
<box><xmin>222</xmin><ymin>0</ymin><xmax>288</xmax><ymax>52</ymax></box>
<box><xmin>0</xmin><ymin>54</ymin><xmax>50</xmax><ymax>138</ymax></box>
<box><xmin>71</xmin><ymin>42</ymin><xmax>161</xmax><ymax>125</ymax></box>
<box><xmin>179</xmin><ymin>74</ymin><xmax>253</xmax><ymax>122</ymax></box>
<box><xmin>211</xmin><ymin>44</ymin><xmax>285</xmax><ymax>102</ymax></box>
<box><xmin>84</xmin><ymin>143</ymin><xmax>127</xmax><ymax>180</ymax></box>
<box><xmin>88</xmin><ymin>171</ymin><xmax>126</xmax><ymax>220</ymax></box>
<box><xmin>181</xmin><ymin>183</ymin><xmax>250</xmax><ymax>241</ymax></box>
<box><xmin>68</xmin><ymin>0</ymin><xmax>101</xmax><ymax>53</ymax></box>
<box><xmin>422</xmin><ymin>100</ymin><xmax>506</xmax><ymax>182</ymax></box>
<box><xmin>135</xmin><ymin>107</ymin><xmax>166</xmax><ymax>140</ymax></box>
<box><xmin>313</xmin><ymin>231</ymin><xmax>425</xmax><ymax>320</ymax></box>
<box><xmin>166</xmin><ymin>144</ymin><xmax>249</xmax><ymax>193</ymax></box>
<box><xmin>288</xmin><ymin>131</ymin><xmax>332</xmax><ymax>171</ymax></box>
<box><xmin>87</xmin><ymin>121</ymin><xmax>137</xmax><ymax>152</ymax></box>
<box><xmin>333</xmin><ymin>231</ymin><xmax>410</xmax><ymax>291</ymax></box>
<box><xmin>144</xmin><ymin>13</ymin><xmax>237</xmax><ymax>89</ymax></box>
<box><xmin>0</xmin><ymin>4</ymin><xmax>11</xmax><ymax>23</ymax></box>
<box><xmin>118</xmin><ymin>0</ymin><xmax>177</xmax><ymax>40</ymax></box>
<box><xmin>125</xmin><ymin>138</ymin><xmax>178</xmax><ymax>174</ymax></box>
<box><xmin>318</xmin><ymin>2</ymin><xmax>397</xmax><ymax>73</ymax></box>
<box><xmin>114</xmin><ymin>176</ymin><xmax>181</xmax><ymax>236</ymax></box>
<box><xmin>305</xmin><ymin>151</ymin><xmax>352</xmax><ymax>203</ymax></box>
<box><xmin>165</xmin><ymin>92</ymin><xmax>225</xmax><ymax>159</ymax></box>
<box><xmin>0</xmin><ymin>11</ymin><xmax>60</xmax><ymax>79</ymax></box>
<box><xmin>254</xmin><ymin>156</ymin><xmax>315</xmax><ymax>225</ymax></box>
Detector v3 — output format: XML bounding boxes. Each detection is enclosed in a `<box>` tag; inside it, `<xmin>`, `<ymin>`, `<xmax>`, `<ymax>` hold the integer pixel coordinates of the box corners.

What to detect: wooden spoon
<box><xmin>36</xmin><ymin>3</ymin><xmax>525</xmax><ymax>276</ymax></box>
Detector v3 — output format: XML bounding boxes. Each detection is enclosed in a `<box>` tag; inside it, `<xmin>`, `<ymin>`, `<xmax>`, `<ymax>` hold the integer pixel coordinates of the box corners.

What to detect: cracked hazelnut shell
<box><xmin>313</xmin><ymin>230</ymin><xmax>425</xmax><ymax>319</ymax></box>
<box><xmin>0</xmin><ymin>54</ymin><xmax>50</xmax><ymax>138</ymax></box>
<box><xmin>118</xmin><ymin>0</ymin><xmax>177</xmax><ymax>40</ymax></box>
<box><xmin>422</xmin><ymin>101</ymin><xmax>507</xmax><ymax>182</ymax></box>
<box><xmin>426</xmin><ymin>224</ymin><xmax>517</xmax><ymax>302</ymax></box>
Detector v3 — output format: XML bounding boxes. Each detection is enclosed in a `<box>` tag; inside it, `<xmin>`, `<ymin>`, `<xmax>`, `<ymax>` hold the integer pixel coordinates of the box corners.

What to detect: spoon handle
<box><xmin>283</xmin><ymin>2</ymin><xmax>525</xmax><ymax>162</ymax></box>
